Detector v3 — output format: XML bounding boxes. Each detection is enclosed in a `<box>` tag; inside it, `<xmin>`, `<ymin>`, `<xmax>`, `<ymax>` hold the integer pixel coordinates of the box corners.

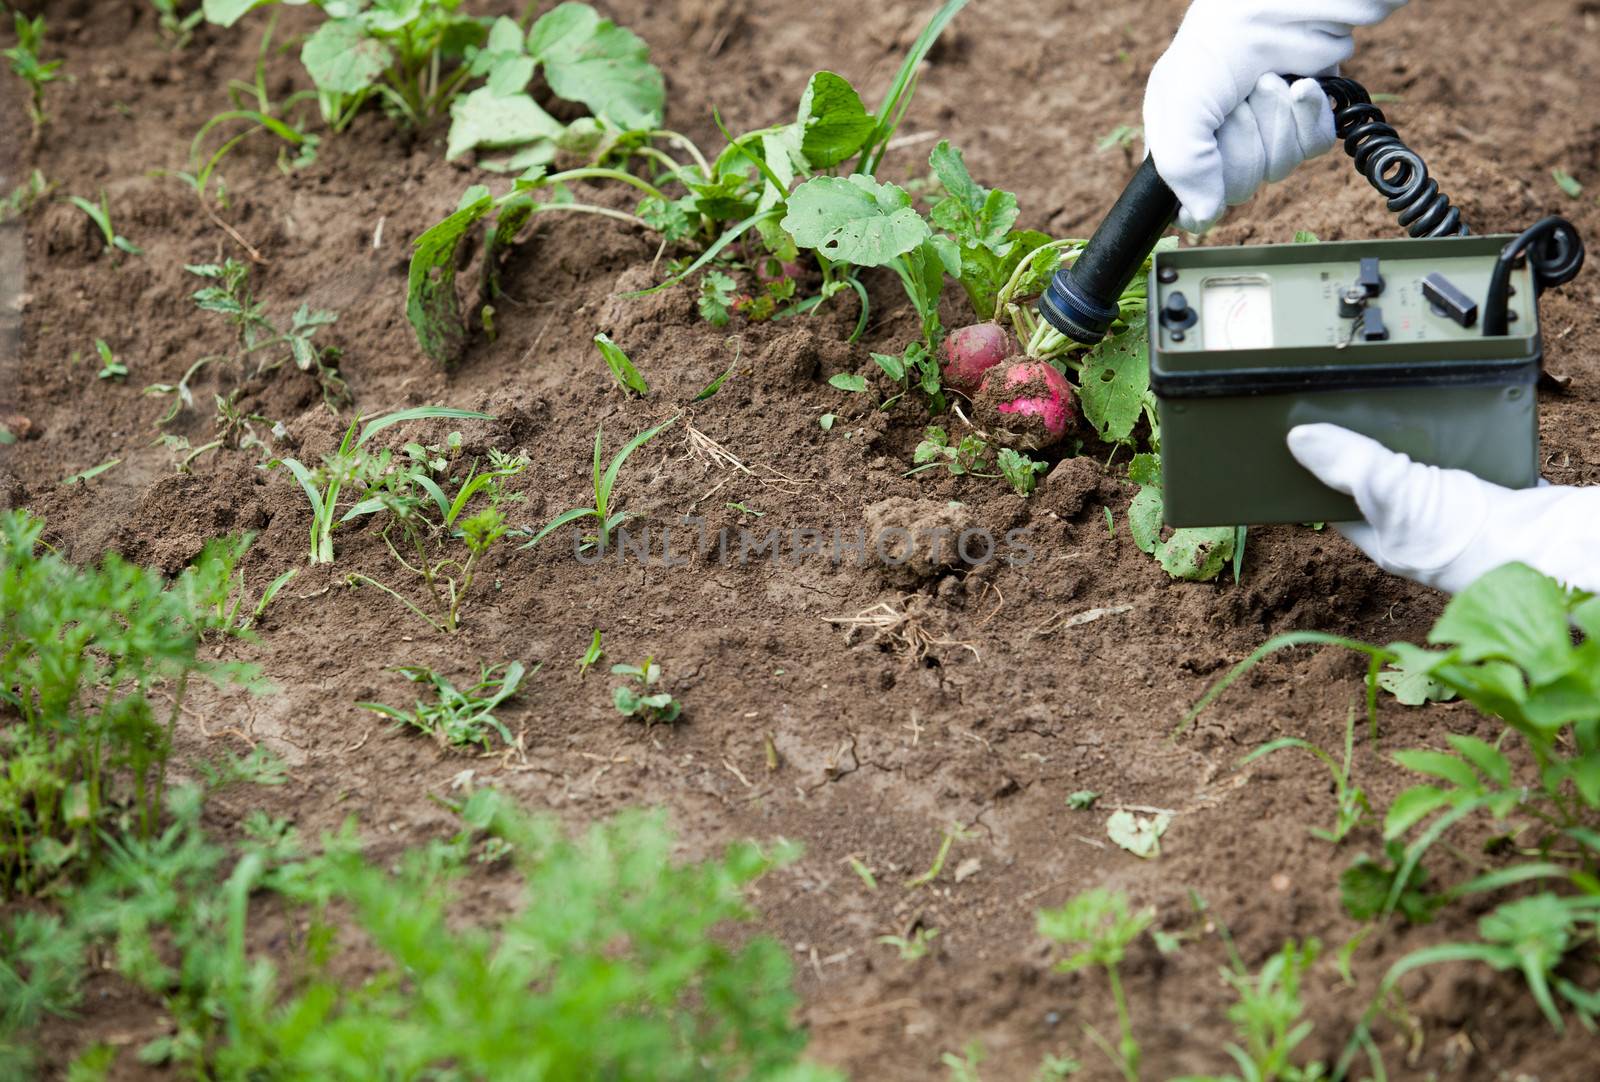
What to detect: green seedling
<box><xmin>150</xmin><ymin>0</ymin><xmax>203</xmax><ymax>46</ymax></box>
<box><xmin>93</xmin><ymin>339</ymin><xmax>127</xmax><ymax>381</ymax></box>
<box><xmin>1066</xmin><ymin>790</ymin><xmax>1100</xmax><ymax>811</ymax></box>
<box><xmin>1097</xmin><ymin>124</ymin><xmax>1143</xmax><ymax>153</ymax></box>
<box><xmin>999</xmin><ymin>448</ymin><xmax>1048</xmax><ymax>495</ymax></box>
<box><xmin>67</xmin><ymin>193</ymin><xmax>141</xmax><ymax>257</ymax></box>
<box><xmin>726</xmin><ymin>502</ymin><xmax>764</xmax><ymax>517</ymax></box>
<box><xmin>846</xmin><ymin>856</ymin><xmax>878</xmax><ymax>891</ymax></box>
<box><xmin>611</xmin><ymin>657</ymin><xmax>681</xmax><ymax>723</ymax></box>
<box><xmin>906</xmin><ymin>823</ymin><xmax>972</xmax><ymax>888</ymax></box>
<box><xmin>0</xmin><ymin>169</ymin><xmax>51</xmax><ymax>222</ymax></box>
<box><xmin>1239</xmin><ymin>708</ymin><xmax>1369</xmax><ymax>843</ymax></box>
<box><xmin>60</xmin><ymin>459</ymin><xmax>120</xmax><ymax>486</ymax></box>
<box><xmin>1190</xmin><ymin>939</ymin><xmax>1327</xmax><ymax>1082</ymax></box>
<box><xmin>359</xmin><ymin>662</ymin><xmax>528</xmax><ymax>752</ymax></box>
<box><xmin>1038</xmin><ymin>889</ymin><xmax>1155</xmax><ymax>1082</ymax></box>
<box><xmin>696</xmin><ymin>271</ymin><xmax>736</xmax><ymax>325</ymax></box>
<box><xmin>176</xmin><ymin>533</ymin><xmax>297</xmax><ymax>639</ymax></box>
<box><xmin>941</xmin><ymin>1041</ymin><xmax>984</xmax><ymax>1082</ymax></box>
<box><xmin>1553</xmin><ymin>168</ymin><xmax>1583</xmax><ymax>199</ymax></box>
<box><xmin>877</xmin><ymin>926</ymin><xmax>938</xmax><ymax>962</ymax></box>
<box><xmin>271</xmin><ymin>406</ymin><xmax>493</xmax><ymax>565</ymax></box>
<box><xmin>577</xmin><ymin>629</ymin><xmax>603</xmax><ymax>677</ymax></box>
<box><xmin>523</xmin><ymin>415</ymin><xmax>678</xmax><ymax>553</ymax></box>
<box><xmin>3</xmin><ymin>10</ymin><xmax>65</xmax><ymax>138</ymax></box>
<box><xmin>595</xmin><ymin>333</ymin><xmax>649</xmax><ymax>395</ymax></box>
<box><xmin>152</xmin><ymin>391</ymin><xmax>276</xmax><ymax>472</ymax></box>
<box><xmin>909</xmin><ymin>425</ymin><xmax>997</xmax><ymax>479</ymax></box>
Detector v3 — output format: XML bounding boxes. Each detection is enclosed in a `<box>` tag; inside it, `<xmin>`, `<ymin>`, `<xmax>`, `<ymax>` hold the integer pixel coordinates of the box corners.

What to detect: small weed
<box><xmin>1193</xmin><ymin>938</ymin><xmax>1328</xmax><ymax>1082</ymax></box>
<box><xmin>176</xmin><ymin>534</ymin><xmax>297</xmax><ymax>639</ymax></box>
<box><xmin>595</xmin><ymin>333</ymin><xmax>649</xmax><ymax>395</ymax></box>
<box><xmin>3</xmin><ymin>10</ymin><xmax>65</xmax><ymax>139</ymax></box>
<box><xmin>942</xmin><ymin>1041</ymin><xmax>985</xmax><ymax>1082</ymax></box>
<box><xmin>523</xmin><ymin>415</ymin><xmax>679</xmax><ymax>553</ymax></box>
<box><xmin>877</xmin><ymin>926</ymin><xmax>938</xmax><ymax>961</ymax></box>
<box><xmin>1239</xmin><ymin>708</ymin><xmax>1369</xmax><ymax>843</ymax></box>
<box><xmin>92</xmin><ymin>339</ymin><xmax>126</xmax><ymax>381</ymax></box>
<box><xmin>0</xmin><ymin>169</ymin><xmax>51</xmax><ymax>222</ymax></box>
<box><xmin>67</xmin><ymin>193</ymin><xmax>141</xmax><ymax>257</ymax></box>
<box><xmin>611</xmin><ymin>657</ymin><xmax>681</xmax><ymax>723</ymax></box>
<box><xmin>150</xmin><ymin>0</ymin><xmax>203</xmax><ymax>47</ymax></box>
<box><xmin>1066</xmin><ymin>790</ymin><xmax>1100</xmax><ymax>811</ymax></box>
<box><xmin>1038</xmin><ymin>889</ymin><xmax>1154</xmax><ymax>1082</ymax></box>
<box><xmin>698</xmin><ymin>270</ymin><xmax>738</xmax><ymax>326</ymax></box>
<box><xmin>359</xmin><ymin>662</ymin><xmax>529</xmax><ymax>752</ymax></box>
<box><xmin>999</xmin><ymin>447</ymin><xmax>1049</xmax><ymax>495</ymax></box>
<box><xmin>577</xmin><ymin>629</ymin><xmax>604</xmax><ymax>678</ymax></box>
<box><xmin>906</xmin><ymin>823</ymin><xmax>973</xmax><ymax>888</ymax></box>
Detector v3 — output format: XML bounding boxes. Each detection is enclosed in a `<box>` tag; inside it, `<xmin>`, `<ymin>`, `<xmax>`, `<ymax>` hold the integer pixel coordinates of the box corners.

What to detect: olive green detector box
<box><xmin>1148</xmin><ymin>235</ymin><xmax>1543</xmax><ymax>527</ymax></box>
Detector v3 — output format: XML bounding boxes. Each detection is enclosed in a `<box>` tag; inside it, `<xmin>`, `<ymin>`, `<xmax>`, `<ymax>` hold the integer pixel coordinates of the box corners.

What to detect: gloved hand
<box><xmin>1288</xmin><ymin>423</ymin><xmax>1600</xmax><ymax>595</ymax></box>
<box><xmin>1143</xmin><ymin>0</ymin><xmax>1409</xmax><ymax>233</ymax></box>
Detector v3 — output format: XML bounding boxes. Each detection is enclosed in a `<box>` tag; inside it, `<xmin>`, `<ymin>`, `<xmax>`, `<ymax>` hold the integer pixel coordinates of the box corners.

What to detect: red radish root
<box><xmin>974</xmin><ymin>359</ymin><xmax>1076</xmax><ymax>450</ymax></box>
<box><xmin>939</xmin><ymin>322</ymin><xmax>1015</xmax><ymax>396</ymax></box>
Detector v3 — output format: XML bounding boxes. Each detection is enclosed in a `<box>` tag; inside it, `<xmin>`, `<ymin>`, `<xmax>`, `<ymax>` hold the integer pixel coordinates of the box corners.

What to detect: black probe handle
<box><xmin>1039</xmin><ymin>157</ymin><xmax>1180</xmax><ymax>345</ymax></box>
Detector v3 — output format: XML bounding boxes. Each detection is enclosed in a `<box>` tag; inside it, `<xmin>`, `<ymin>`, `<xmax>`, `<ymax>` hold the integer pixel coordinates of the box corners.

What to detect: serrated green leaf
<box><xmin>447</xmin><ymin>87</ymin><xmax>564</xmax><ymax>161</ymax></box>
<box><xmin>1156</xmin><ymin>526</ymin><xmax>1234</xmax><ymax>582</ymax></box>
<box><xmin>797</xmin><ymin>71</ymin><xmax>875</xmax><ymax>169</ymax></box>
<box><xmin>528</xmin><ymin>2</ymin><xmax>664</xmax><ymax>131</ymax></box>
<box><xmin>1078</xmin><ymin>323</ymin><xmax>1149</xmax><ymax>445</ymax></box>
<box><xmin>301</xmin><ymin>20</ymin><xmax>391</xmax><ymax>96</ymax></box>
<box><xmin>780</xmin><ymin>174</ymin><xmax>930</xmax><ymax>267</ymax></box>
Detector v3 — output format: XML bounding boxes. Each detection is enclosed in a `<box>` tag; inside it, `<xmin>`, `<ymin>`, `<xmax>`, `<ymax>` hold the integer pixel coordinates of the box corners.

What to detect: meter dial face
<box><xmin>1200</xmin><ymin>276</ymin><xmax>1274</xmax><ymax>350</ymax></box>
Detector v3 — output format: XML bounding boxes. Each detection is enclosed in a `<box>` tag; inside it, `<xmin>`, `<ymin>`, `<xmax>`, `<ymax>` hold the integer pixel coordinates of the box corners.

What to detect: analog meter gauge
<box><xmin>1201</xmin><ymin>276</ymin><xmax>1274</xmax><ymax>350</ymax></box>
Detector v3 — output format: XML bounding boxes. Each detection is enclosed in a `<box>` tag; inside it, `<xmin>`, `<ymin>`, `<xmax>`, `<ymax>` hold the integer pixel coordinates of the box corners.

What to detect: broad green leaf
<box><xmin>796</xmin><ymin>72</ymin><xmax>875</xmax><ymax>169</ymax></box>
<box><xmin>1445</xmin><ymin>734</ymin><xmax>1512</xmax><ymax>789</ymax></box>
<box><xmin>447</xmin><ymin>87</ymin><xmax>564</xmax><ymax>161</ymax></box>
<box><xmin>1383</xmin><ymin>784</ymin><xmax>1453</xmax><ymax>840</ymax></box>
<box><xmin>527</xmin><ymin>2</ymin><xmax>665</xmax><ymax>131</ymax></box>
<box><xmin>780</xmin><ymin>174</ymin><xmax>930</xmax><ymax>267</ymax></box>
<box><xmin>301</xmin><ymin>20</ymin><xmax>391</xmax><ymax>96</ymax></box>
<box><xmin>1377</xmin><ymin>649</ymin><xmax>1458</xmax><ymax>706</ymax></box>
<box><xmin>928</xmin><ymin>140</ymin><xmax>1017</xmax><ymax>249</ymax></box>
<box><xmin>1430</xmin><ymin>563</ymin><xmax>1576</xmax><ymax>686</ymax></box>
<box><xmin>1156</xmin><ymin>526</ymin><xmax>1234</xmax><ymax>582</ymax></box>
<box><xmin>1128</xmin><ymin>452</ymin><xmax>1162</xmax><ymax>488</ymax></box>
<box><xmin>594</xmin><ymin>334</ymin><xmax>648</xmax><ymax>395</ymax></box>
<box><xmin>202</xmin><ymin>0</ymin><xmax>276</xmax><ymax>27</ymax></box>
<box><xmin>1128</xmin><ymin>486</ymin><xmax>1163</xmax><ymax>556</ymax></box>
<box><xmin>1106</xmin><ymin>810</ymin><xmax>1168</xmax><ymax>859</ymax></box>
<box><xmin>1394</xmin><ymin>749</ymin><xmax>1484</xmax><ymax>791</ymax></box>
<box><xmin>406</xmin><ymin>190</ymin><xmax>495</xmax><ymax>365</ymax></box>
<box><xmin>829</xmin><ymin>373</ymin><xmax>867</xmax><ymax>393</ymax></box>
<box><xmin>1078</xmin><ymin>323</ymin><xmax>1149</xmax><ymax>445</ymax></box>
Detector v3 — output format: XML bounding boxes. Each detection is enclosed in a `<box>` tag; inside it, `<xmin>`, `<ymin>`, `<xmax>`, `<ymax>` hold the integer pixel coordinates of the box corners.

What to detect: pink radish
<box><xmin>974</xmin><ymin>359</ymin><xmax>1076</xmax><ymax>450</ymax></box>
<box><xmin>939</xmin><ymin>323</ymin><xmax>1015</xmax><ymax>396</ymax></box>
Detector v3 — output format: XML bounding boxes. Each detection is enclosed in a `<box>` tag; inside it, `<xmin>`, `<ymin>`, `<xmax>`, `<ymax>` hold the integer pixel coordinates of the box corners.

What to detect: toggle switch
<box><xmin>1421</xmin><ymin>272</ymin><xmax>1479</xmax><ymax>328</ymax></box>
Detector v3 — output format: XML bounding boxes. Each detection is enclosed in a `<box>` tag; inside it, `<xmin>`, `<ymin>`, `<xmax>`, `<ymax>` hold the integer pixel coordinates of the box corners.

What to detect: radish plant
<box><xmin>271</xmin><ymin>406</ymin><xmax>493</xmax><ymax>566</ymax></box>
<box><xmin>522</xmin><ymin>415</ymin><xmax>678</xmax><ymax>553</ymax></box>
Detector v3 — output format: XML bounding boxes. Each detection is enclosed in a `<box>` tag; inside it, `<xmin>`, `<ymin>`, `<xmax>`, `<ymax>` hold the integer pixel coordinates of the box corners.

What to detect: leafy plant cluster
<box><xmin>2</xmin><ymin>783</ymin><xmax>838</xmax><ymax>1080</ymax></box>
<box><xmin>1196</xmin><ymin>562</ymin><xmax>1600</xmax><ymax>1065</ymax></box>
<box><xmin>2</xmin><ymin>7</ymin><xmax>65</xmax><ymax>139</ymax></box>
<box><xmin>0</xmin><ymin>511</ymin><xmax>261</xmax><ymax>896</ymax></box>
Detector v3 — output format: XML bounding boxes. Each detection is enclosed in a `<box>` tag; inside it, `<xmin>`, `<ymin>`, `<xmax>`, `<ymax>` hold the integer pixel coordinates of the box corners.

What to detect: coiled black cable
<box><xmin>1483</xmin><ymin>217</ymin><xmax>1586</xmax><ymax>336</ymax></box>
<box><xmin>1317</xmin><ymin>76</ymin><xmax>1469</xmax><ymax>238</ymax></box>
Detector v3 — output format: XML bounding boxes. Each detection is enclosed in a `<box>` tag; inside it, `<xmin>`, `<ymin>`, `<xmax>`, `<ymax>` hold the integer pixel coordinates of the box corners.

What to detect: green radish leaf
<box><xmin>1078</xmin><ymin>323</ymin><xmax>1149</xmax><ymax>445</ymax></box>
<box><xmin>929</xmin><ymin>140</ymin><xmax>1018</xmax><ymax>250</ymax></box>
<box><xmin>1430</xmin><ymin>563</ymin><xmax>1577</xmax><ymax>688</ymax></box>
<box><xmin>1128</xmin><ymin>452</ymin><xmax>1161</xmax><ymax>487</ymax></box>
<box><xmin>1106</xmin><ymin>810</ymin><xmax>1169</xmax><ymax>859</ymax></box>
<box><xmin>1156</xmin><ymin>527</ymin><xmax>1234</xmax><ymax>582</ymax></box>
<box><xmin>301</xmin><ymin>20</ymin><xmax>392</xmax><ymax>95</ymax></box>
<box><xmin>202</xmin><ymin>0</ymin><xmax>272</xmax><ymax>27</ymax></box>
<box><xmin>796</xmin><ymin>72</ymin><xmax>875</xmax><ymax>169</ymax></box>
<box><xmin>781</xmin><ymin>174</ymin><xmax>930</xmax><ymax>267</ymax></box>
<box><xmin>1377</xmin><ymin>650</ymin><xmax>1459</xmax><ymax>706</ymax></box>
<box><xmin>828</xmin><ymin>373</ymin><xmax>867</xmax><ymax>393</ymax></box>
<box><xmin>595</xmin><ymin>333</ymin><xmax>649</xmax><ymax>395</ymax></box>
<box><xmin>407</xmin><ymin>189</ymin><xmax>495</xmax><ymax>365</ymax></box>
<box><xmin>447</xmin><ymin>87</ymin><xmax>564</xmax><ymax>161</ymax></box>
<box><xmin>527</xmin><ymin>2</ymin><xmax>665</xmax><ymax>131</ymax></box>
<box><xmin>1127</xmin><ymin>485</ymin><xmax>1164</xmax><ymax>556</ymax></box>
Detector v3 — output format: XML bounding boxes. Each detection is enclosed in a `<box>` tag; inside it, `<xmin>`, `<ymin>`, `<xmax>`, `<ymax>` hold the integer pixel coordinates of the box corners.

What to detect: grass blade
<box><xmin>625</xmin><ymin>209</ymin><xmax>782</xmax><ymax>297</ymax></box>
<box><xmin>522</xmin><ymin>507</ymin><xmax>598</xmax><ymax>550</ymax></box>
<box><xmin>599</xmin><ymin>415</ymin><xmax>680</xmax><ymax>512</ymax></box>
<box><xmin>357</xmin><ymin>407</ymin><xmax>494</xmax><ymax>448</ymax></box>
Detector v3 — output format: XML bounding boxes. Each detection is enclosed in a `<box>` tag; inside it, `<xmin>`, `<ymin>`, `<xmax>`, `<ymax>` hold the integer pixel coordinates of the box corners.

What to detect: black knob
<box><xmin>1160</xmin><ymin>290</ymin><xmax>1197</xmax><ymax>332</ymax></box>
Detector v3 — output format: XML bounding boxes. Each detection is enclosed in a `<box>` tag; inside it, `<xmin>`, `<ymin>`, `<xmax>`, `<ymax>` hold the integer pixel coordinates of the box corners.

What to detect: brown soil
<box><xmin>5</xmin><ymin>0</ymin><xmax>1600</xmax><ymax>1078</ymax></box>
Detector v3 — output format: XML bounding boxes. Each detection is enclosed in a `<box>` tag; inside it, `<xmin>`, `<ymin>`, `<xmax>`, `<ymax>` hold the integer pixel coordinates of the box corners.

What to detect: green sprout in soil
<box><xmin>595</xmin><ymin>333</ymin><xmax>649</xmax><ymax>396</ymax></box>
<box><xmin>177</xmin><ymin>533</ymin><xmax>297</xmax><ymax>640</ymax></box>
<box><xmin>523</xmin><ymin>415</ymin><xmax>678</xmax><ymax>553</ymax></box>
<box><xmin>1239</xmin><ymin>708</ymin><xmax>1369</xmax><ymax>843</ymax></box>
<box><xmin>577</xmin><ymin>629</ymin><xmax>603</xmax><ymax>678</ymax></box>
<box><xmin>271</xmin><ymin>406</ymin><xmax>494</xmax><ymax>566</ymax></box>
<box><xmin>92</xmin><ymin>339</ymin><xmax>126</xmax><ymax>381</ymax></box>
<box><xmin>1038</xmin><ymin>889</ymin><xmax>1154</xmax><ymax>1082</ymax></box>
<box><xmin>3</xmin><ymin>10</ymin><xmax>65</xmax><ymax>140</ymax></box>
<box><xmin>877</xmin><ymin>926</ymin><xmax>938</xmax><ymax>962</ymax></box>
<box><xmin>611</xmin><ymin>657</ymin><xmax>681</xmax><ymax>723</ymax></box>
<box><xmin>358</xmin><ymin>662</ymin><xmax>528</xmax><ymax>752</ymax></box>
<box><xmin>150</xmin><ymin>0</ymin><xmax>203</xmax><ymax>48</ymax></box>
<box><xmin>67</xmin><ymin>192</ymin><xmax>141</xmax><ymax>257</ymax></box>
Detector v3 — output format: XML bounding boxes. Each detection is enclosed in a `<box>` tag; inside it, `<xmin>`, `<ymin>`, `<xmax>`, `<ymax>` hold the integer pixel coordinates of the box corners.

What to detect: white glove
<box><xmin>1144</xmin><ymin>0</ymin><xmax>1409</xmax><ymax>233</ymax></box>
<box><xmin>1288</xmin><ymin>424</ymin><xmax>1600</xmax><ymax>595</ymax></box>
